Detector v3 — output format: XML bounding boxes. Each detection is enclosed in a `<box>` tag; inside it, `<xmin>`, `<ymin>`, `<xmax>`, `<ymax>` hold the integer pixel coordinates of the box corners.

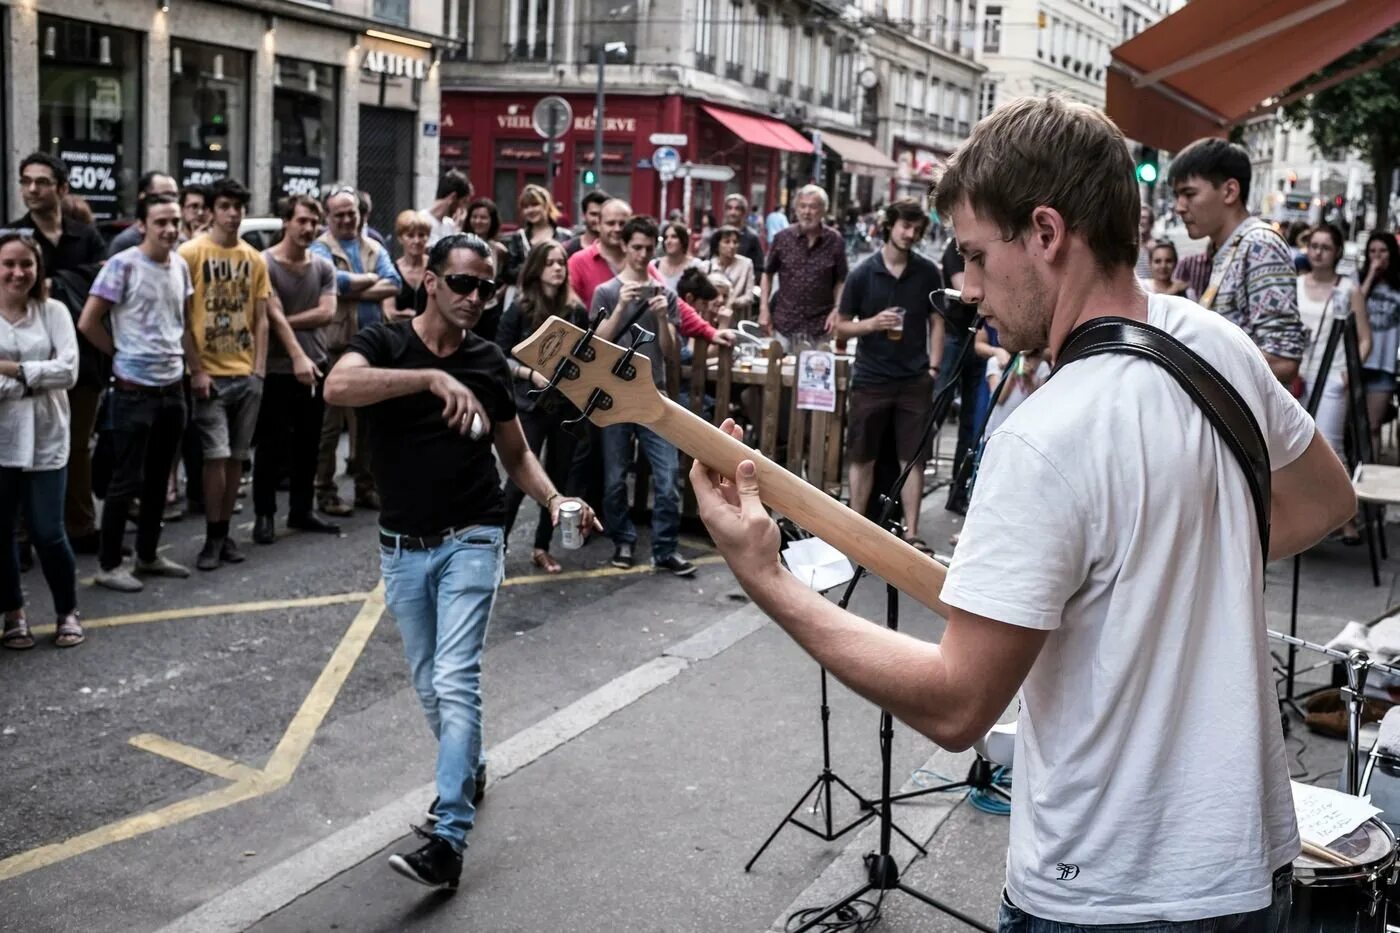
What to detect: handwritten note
<box><xmin>1292</xmin><ymin>781</ymin><xmax>1383</xmax><ymax>845</ymax></box>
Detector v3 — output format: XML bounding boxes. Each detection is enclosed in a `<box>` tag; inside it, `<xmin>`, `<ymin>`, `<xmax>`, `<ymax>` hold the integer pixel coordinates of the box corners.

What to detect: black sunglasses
<box><xmin>443</xmin><ymin>273</ymin><xmax>499</xmax><ymax>301</ymax></box>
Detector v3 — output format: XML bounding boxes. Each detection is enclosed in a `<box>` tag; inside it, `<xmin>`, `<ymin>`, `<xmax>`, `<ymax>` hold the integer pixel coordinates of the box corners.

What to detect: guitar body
<box><xmin>512</xmin><ymin>316</ymin><xmax>949</xmax><ymax>613</ymax></box>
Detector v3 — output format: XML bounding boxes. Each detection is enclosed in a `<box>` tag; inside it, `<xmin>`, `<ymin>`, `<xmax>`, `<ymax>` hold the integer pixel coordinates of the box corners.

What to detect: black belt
<box><xmin>379</xmin><ymin>527</ymin><xmax>483</xmax><ymax>551</ymax></box>
<box><xmin>111</xmin><ymin>377</ymin><xmax>184</xmax><ymax>396</ymax></box>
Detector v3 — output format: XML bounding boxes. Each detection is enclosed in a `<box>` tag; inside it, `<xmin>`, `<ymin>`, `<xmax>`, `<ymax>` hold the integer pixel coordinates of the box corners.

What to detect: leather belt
<box><xmin>111</xmin><ymin>377</ymin><xmax>183</xmax><ymax>396</ymax></box>
<box><xmin>379</xmin><ymin>527</ymin><xmax>482</xmax><ymax>551</ymax></box>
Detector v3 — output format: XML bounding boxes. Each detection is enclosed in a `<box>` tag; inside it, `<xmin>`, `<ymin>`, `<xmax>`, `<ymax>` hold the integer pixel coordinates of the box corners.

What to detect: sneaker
<box><xmin>134</xmin><ymin>555</ymin><xmax>191</xmax><ymax>578</ymax></box>
<box><xmin>94</xmin><ymin>565</ymin><xmax>143</xmax><ymax>593</ymax></box>
<box><xmin>425</xmin><ymin>764</ymin><xmax>487</xmax><ymax>824</ymax></box>
<box><xmin>610</xmin><ymin>543</ymin><xmax>634</xmax><ymax>569</ymax></box>
<box><xmin>220</xmin><ymin>537</ymin><xmax>247</xmax><ymax>564</ymax></box>
<box><xmin>318</xmin><ymin>494</ymin><xmax>353</xmax><ymax>517</ymax></box>
<box><xmin>652</xmin><ymin>553</ymin><xmax>696</xmax><ymax>577</ymax></box>
<box><xmin>388</xmin><ymin>829</ymin><xmax>461</xmax><ymax>890</ymax></box>
<box><xmin>196</xmin><ymin>539</ymin><xmax>222</xmax><ymax>571</ymax></box>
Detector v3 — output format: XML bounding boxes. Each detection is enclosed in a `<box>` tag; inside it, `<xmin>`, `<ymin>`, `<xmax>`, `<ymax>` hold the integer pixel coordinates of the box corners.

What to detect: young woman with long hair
<box><xmin>649</xmin><ymin>221</ymin><xmax>702</xmax><ymax>293</ymax></box>
<box><xmin>0</xmin><ymin>233</ymin><xmax>83</xmax><ymax>649</ymax></box>
<box><xmin>502</xmin><ymin>184</ymin><xmax>568</xmax><ymax>288</ymax></box>
<box><xmin>494</xmin><ymin>240</ymin><xmax>588</xmax><ymax>573</ymax></box>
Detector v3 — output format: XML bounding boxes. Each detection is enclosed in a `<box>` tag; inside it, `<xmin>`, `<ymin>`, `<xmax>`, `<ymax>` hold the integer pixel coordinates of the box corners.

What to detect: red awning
<box><xmin>1107</xmin><ymin>0</ymin><xmax>1400</xmax><ymax>151</ymax></box>
<box><xmin>701</xmin><ymin>105</ymin><xmax>812</xmax><ymax>154</ymax></box>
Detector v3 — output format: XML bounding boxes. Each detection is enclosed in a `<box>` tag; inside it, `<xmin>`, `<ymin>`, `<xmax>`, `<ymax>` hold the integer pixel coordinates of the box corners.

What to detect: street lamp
<box><xmin>593</xmin><ymin>40</ymin><xmax>630</xmax><ymax>192</ymax></box>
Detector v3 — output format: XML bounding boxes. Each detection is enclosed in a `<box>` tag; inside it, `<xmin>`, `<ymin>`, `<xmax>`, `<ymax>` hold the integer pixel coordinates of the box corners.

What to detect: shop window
<box><xmin>273</xmin><ymin>58</ymin><xmax>339</xmax><ymax>201</ymax></box>
<box><xmin>38</xmin><ymin>15</ymin><xmax>142</xmax><ymax>221</ymax></box>
<box><xmin>170</xmin><ymin>41</ymin><xmax>250</xmax><ymax>194</ymax></box>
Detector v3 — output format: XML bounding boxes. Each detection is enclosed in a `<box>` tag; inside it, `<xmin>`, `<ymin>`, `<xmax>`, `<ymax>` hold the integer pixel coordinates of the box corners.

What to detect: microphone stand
<box><xmin>787</xmin><ymin>303</ymin><xmax>994</xmax><ymax>933</ymax></box>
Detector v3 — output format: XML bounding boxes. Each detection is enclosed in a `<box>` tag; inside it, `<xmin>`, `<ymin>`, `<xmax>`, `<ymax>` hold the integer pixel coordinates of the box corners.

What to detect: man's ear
<box><xmin>1221</xmin><ymin>178</ymin><xmax>1241</xmax><ymax>207</ymax></box>
<box><xmin>1027</xmin><ymin>206</ymin><xmax>1068</xmax><ymax>263</ymax></box>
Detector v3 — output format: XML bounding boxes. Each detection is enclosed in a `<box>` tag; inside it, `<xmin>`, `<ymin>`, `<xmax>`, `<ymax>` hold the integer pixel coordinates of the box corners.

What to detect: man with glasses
<box><xmin>312</xmin><ymin>185</ymin><xmax>400</xmax><ymax>515</ymax></box>
<box><xmin>325</xmin><ymin>232</ymin><xmax>599</xmax><ymax>891</ymax></box>
<box><xmin>8</xmin><ymin>152</ymin><xmax>107</xmax><ymax>553</ymax></box>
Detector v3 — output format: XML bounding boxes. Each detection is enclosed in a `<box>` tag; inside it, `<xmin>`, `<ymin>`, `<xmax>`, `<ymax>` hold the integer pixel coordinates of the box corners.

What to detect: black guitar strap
<box><xmin>1052</xmin><ymin>317</ymin><xmax>1272</xmax><ymax>558</ymax></box>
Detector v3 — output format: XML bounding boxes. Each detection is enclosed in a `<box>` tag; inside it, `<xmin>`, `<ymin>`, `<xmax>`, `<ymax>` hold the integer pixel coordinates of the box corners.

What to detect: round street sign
<box><xmin>652</xmin><ymin>146</ymin><xmax>681</xmax><ymax>176</ymax></box>
<box><xmin>533</xmin><ymin>96</ymin><xmax>573</xmax><ymax>140</ymax></box>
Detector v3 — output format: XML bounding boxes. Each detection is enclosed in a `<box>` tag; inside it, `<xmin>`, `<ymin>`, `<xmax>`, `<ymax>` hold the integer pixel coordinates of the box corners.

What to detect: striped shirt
<box><xmin>1204</xmin><ymin>217</ymin><xmax>1308</xmax><ymax>360</ymax></box>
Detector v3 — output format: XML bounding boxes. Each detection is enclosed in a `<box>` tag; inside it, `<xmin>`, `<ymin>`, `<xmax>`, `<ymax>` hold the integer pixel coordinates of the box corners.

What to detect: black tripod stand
<box><xmin>781</xmin><ymin>304</ymin><xmax>997</xmax><ymax>932</ymax></box>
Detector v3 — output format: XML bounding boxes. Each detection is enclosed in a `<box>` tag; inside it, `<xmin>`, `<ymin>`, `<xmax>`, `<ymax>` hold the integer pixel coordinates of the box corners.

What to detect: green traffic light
<box><xmin>1137</xmin><ymin>163</ymin><xmax>1158</xmax><ymax>184</ymax></box>
<box><xmin>582</xmin><ymin>170</ymin><xmax>597</xmax><ymax>185</ymax></box>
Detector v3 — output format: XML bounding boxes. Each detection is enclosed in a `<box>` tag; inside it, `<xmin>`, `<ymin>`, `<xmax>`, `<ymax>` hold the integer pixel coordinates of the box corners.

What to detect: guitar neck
<box><xmin>652</xmin><ymin>398</ymin><xmax>948</xmax><ymax>613</ymax></box>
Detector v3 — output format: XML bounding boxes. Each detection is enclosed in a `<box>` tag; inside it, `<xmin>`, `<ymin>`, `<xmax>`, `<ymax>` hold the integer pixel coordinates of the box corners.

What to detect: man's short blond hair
<box><xmin>932</xmin><ymin>95</ymin><xmax>1139</xmax><ymax>270</ymax></box>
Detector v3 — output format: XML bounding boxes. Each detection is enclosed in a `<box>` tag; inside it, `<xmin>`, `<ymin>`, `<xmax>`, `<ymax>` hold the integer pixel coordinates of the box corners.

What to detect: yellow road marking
<box><xmin>127</xmin><ymin>734</ymin><xmax>262</xmax><ymax>784</ymax></box>
<box><xmin>29</xmin><ymin>592</ymin><xmax>372</xmax><ymax>637</ymax></box>
<box><xmin>0</xmin><ymin>584</ymin><xmax>386</xmax><ymax>883</ymax></box>
<box><xmin>502</xmin><ymin>553</ymin><xmax>725</xmax><ymax>587</ymax></box>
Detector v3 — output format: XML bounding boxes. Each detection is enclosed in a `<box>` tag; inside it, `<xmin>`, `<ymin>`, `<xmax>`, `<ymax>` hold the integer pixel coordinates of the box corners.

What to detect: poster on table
<box><xmin>178</xmin><ymin>147</ymin><xmax>230</xmax><ymax>188</ymax></box>
<box><xmin>275</xmin><ymin>156</ymin><xmax>324</xmax><ymax>200</ymax></box>
<box><xmin>56</xmin><ymin>141</ymin><xmax>121</xmax><ymax>222</ymax></box>
<box><xmin>796</xmin><ymin>350</ymin><xmax>837</xmax><ymax>412</ymax></box>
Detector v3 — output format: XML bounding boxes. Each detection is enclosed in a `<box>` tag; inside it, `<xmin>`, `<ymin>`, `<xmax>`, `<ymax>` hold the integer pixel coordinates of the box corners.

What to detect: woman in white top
<box><xmin>706</xmin><ymin>226</ymin><xmax>756</xmax><ymax>319</ymax></box>
<box><xmin>649</xmin><ymin>221</ymin><xmax>702</xmax><ymax>293</ymax></box>
<box><xmin>1297</xmin><ymin>223</ymin><xmax>1359</xmax><ymax>398</ymax></box>
<box><xmin>1143</xmin><ymin>241</ymin><xmax>1186</xmax><ymax>296</ymax></box>
<box><xmin>0</xmin><ymin>233</ymin><xmax>82</xmax><ymax>649</ymax></box>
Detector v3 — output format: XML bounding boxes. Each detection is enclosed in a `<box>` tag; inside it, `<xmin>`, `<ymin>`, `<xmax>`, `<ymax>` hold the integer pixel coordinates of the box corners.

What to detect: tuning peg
<box><xmin>611</xmin><ymin>324</ymin><xmax>656</xmax><ymax>382</ymax></box>
<box><xmin>563</xmin><ymin>386</ymin><xmax>614</xmax><ymax>427</ymax></box>
<box><xmin>571</xmin><ymin>309</ymin><xmax>609</xmax><ymax>362</ymax></box>
<box><xmin>527</xmin><ymin>357</ymin><xmax>580</xmax><ymax>399</ymax></box>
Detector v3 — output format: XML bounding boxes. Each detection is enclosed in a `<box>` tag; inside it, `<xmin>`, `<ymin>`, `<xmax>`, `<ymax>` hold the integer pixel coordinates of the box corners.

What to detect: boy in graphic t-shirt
<box><xmin>178</xmin><ymin>179</ymin><xmax>299</xmax><ymax>571</ymax></box>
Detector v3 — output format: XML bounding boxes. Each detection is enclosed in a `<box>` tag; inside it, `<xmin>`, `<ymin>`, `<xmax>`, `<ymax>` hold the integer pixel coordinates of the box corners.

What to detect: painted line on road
<box><xmin>128</xmin><ymin>734</ymin><xmax>263</xmax><ymax>784</ymax></box>
<box><xmin>501</xmin><ymin>553</ymin><xmax>725</xmax><ymax>588</ymax></box>
<box><xmin>154</xmin><ymin>603</ymin><xmax>770</xmax><ymax>933</ymax></box>
<box><xmin>0</xmin><ymin>585</ymin><xmax>386</xmax><ymax>884</ymax></box>
<box><xmin>28</xmin><ymin>591</ymin><xmax>373</xmax><ymax>637</ymax></box>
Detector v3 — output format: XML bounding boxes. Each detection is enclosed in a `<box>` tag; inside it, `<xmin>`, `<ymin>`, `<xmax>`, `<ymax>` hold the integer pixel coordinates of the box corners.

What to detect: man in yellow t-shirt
<box><xmin>179</xmin><ymin>178</ymin><xmax>271</xmax><ymax>572</ymax></box>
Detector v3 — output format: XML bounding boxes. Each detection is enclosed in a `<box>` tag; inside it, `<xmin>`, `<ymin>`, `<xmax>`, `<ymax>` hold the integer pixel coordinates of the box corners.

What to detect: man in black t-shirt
<box><xmin>324</xmin><ymin>233</ymin><xmax>599</xmax><ymax>890</ymax></box>
<box><xmin>835</xmin><ymin>200</ymin><xmax>943</xmax><ymax>545</ymax></box>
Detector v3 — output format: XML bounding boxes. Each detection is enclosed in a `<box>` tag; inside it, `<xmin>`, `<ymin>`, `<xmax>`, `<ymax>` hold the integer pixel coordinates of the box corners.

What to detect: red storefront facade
<box><xmin>440</xmin><ymin>91</ymin><xmax>814</xmax><ymax>230</ymax></box>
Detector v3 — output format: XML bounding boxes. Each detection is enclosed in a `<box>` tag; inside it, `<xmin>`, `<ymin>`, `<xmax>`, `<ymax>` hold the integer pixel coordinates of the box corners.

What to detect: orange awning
<box><xmin>1107</xmin><ymin>0</ymin><xmax>1400</xmax><ymax>151</ymax></box>
<box><xmin>818</xmin><ymin>130</ymin><xmax>899</xmax><ymax>174</ymax></box>
<box><xmin>701</xmin><ymin>105</ymin><xmax>812</xmax><ymax>154</ymax></box>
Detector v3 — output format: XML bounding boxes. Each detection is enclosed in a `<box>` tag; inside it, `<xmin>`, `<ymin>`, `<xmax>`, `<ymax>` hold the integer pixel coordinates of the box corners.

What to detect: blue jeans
<box><xmin>0</xmin><ymin>467</ymin><xmax>77</xmax><ymax>616</ymax></box>
<box><xmin>601</xmin><ymin>422</ymin><xmax>680</xmax><ymax>561</ymax></box>
<box><xmin>998</xmin><ymin>867</ymin><xmax>1291</xmax><ymax>933</ymax></box>
<box><xmin>379</xmin><ymin>524</ymin><xmax>504</xmax><ymax>852</ymax></box>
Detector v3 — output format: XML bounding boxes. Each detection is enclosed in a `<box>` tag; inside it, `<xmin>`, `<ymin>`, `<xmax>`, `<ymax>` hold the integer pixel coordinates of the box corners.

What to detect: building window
<box><xmin>753</xmin><ymin>7</ymin><xmax>770</xmax><ymax>83</ymax></box>
<box><xmin>510</xmin><ymin>0</ymin><xmax>552</xmax><ymax>61</ymax></box>
<box><xmin>169</xmin><ymin>41</ymin><xmax>250</xmax><ymax>195</ymax></box>
<box><xmin>39</xmin><ymin>15</ymin><xmax>143</xmax><ymax>221</ymax></box>
<box><xmin>695</xmin><ymin>0</ymin><xmax>715</xmax><ymax>72</ymax></box>
<box><xmin>797</xmin><ymin>28</ymin><xmax>813</xmax><ymax>101</ymax></box>
<box><xmin>913</xmin><ymin>71</ymin><xmax>927</xmax><ymax>117</ymax></box>
<box><xmin>372</xmin><ymin>0</ymin><xmax>410</xmax><ymax>25</ymax></box>
<box><xmin>929</xmin><ymin>79</ymin><xmax>942</xmax><ymax>122</ymax></box>
<box><xmin>983</xmin><ymin>5</ymin><xmax>1002</xmax><ymax>53</ymax></box>
<box><xmin>1037</xmin><ymin>9</ymin><xmax>1046</xmax><ymax>57</ymax></box>
<box><xmin>837</xmin><ymin>40</ymin><xmax>856</xmax><ymax>111</ymax></box>
<box><xmin>818</xmin><ymin>36</ymin><xmax>834</xmax><ymax>107</ymax></box>
<box><xmin>273</xmin><ymin>58</ymin><xmax>338</xmax><ymax>200</ymax></box>
<box><xmin>725</xmin><ymin>1</ymin><xmax>744</xmax><ymax>79</ymax></box>
<box><xmin>773</xmin><ymin>20</ymin><xmax>791</xmax><ymax>94</ymax></box>
<box><xmin>979</xmin><ymin>80</ymin><xmax>997</xmax><ymax>118</ymax></box>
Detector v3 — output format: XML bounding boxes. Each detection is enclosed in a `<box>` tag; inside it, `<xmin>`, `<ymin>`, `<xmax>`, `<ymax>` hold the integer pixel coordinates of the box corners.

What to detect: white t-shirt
<box><xmin>421</xmin><ymin>209</ymin><xmax>458</xmax><ymax>248</ymax></box>
<box><xmin>89</xmin><ymin>246</ymin><xmax>192</xmax><ymax>387</ymax></box>
<box><xmin>941</xmin><ymin>295</ymin><xmax>1313</xmax><ymax>923</ymax></box>
<box><xmin>1296</xmin><ymin>277</ymin><xmax>1354</xmax><ymax>391</ymax></box>
<box><xmin>984</xmin><ymin>356</ymin><xmax>1051</xmax><ymax>436</ymax></box>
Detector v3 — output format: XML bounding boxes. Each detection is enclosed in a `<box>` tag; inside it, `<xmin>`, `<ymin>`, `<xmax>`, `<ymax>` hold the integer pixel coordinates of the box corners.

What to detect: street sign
<box><xmin>532</xmin><ymin>96</ymin><xmax>573</xmax><ymax>140</ymax></box>
<box><xmin>649</xmin><ymin>132</ymin><xmax>689</xmax><ymax>147</ymax></box>
<box><xmin>677</xmin><ymin>163</ymin><xmax>735</xmax><ymax>182</ymax></box>
<box><xmin>652</xmin><ymin>146</ymin><xmax>681</xmax><ymax>177</ymax></box>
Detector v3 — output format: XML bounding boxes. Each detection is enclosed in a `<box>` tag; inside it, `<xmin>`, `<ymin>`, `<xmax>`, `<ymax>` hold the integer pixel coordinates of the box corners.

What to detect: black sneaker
<box><xmin>426</xmin><ymin>764</ymin><xmax>488</xmax><ymax>824</ymax></box>
<box><xmin>653</xmin><ymin>553</ymin><xmax>696</xmax><ymax>577</ymax></box>
<box><xmin>196</xmin><ymin>539</ymin><xmax>222</xmax><ymax>571</ymax></box>
<box><xmin>610</xmin><ymin>543</ymin><xmax>634</xmax><ymax>569</ymax></box>
<box><xmin>220</xmin><ymin>537</ymin><xmax>247</xmax><ymax>564</ymax></box>
<box><xmin>388</xmin><ymin>828</ymin><xmax>461</xmax><ymax>890</ymax></box>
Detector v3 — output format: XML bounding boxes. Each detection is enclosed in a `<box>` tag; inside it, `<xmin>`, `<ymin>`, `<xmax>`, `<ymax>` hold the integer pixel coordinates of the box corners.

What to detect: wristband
<box><xmin>545</xmin><ymin>492</ymin><xmax>562</xmax><ymax>508</ymax></box>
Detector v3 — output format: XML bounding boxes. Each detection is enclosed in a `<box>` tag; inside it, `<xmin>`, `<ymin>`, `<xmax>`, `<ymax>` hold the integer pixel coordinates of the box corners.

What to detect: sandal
<box><xmin>531</xmin><ymin>549</ymin><xmax>562</xmax><ymax>574</ymax></box>
<box><xmin>902</xmin><ymin>536</ymin><xmax>936</xmax><ymax>556</ymax></box>
<box><xmin>2</xmin><ymin>614</ymin><xmax>34</xmax><ymax>650</ymax></box>
<box><xmin>54</xmin><ymin>613</ymin><xmax>84</xmax><ymax>649</ymax></box>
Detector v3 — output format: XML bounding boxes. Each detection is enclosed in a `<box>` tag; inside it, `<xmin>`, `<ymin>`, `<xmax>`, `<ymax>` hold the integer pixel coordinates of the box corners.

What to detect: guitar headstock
<box><xmin>511</xmin><ymin>315</ymin><xmax>667</xmax><ymax>427</ymax></box>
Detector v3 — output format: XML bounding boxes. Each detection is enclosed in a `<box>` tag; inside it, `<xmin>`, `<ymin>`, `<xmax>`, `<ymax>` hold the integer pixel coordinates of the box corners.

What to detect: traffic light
<box><xmin>1135</xmin><ymin>146</ymin><xmax>1159</xmax><ymax>185</ymax></box>
<box><xmin>581</xmin><ymin>168</ymin><xmax>597</xmax><ymax>186</ymax></box>
<box><xmin>1333</xmin><ymin>195</ymin><xmax>1345</xmax><ymax>208</ymax></box>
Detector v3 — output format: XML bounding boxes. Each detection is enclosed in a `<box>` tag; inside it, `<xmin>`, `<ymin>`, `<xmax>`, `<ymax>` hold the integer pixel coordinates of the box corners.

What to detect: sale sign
<box><xmin>57</xmin><ymin>141</ymin><xmax>121</xmax><ymax>222</ymax></box>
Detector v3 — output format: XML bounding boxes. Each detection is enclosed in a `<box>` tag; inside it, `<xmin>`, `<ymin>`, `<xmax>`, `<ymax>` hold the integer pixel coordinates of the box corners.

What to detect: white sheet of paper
<box><xmin>1291</xmin><ymin>780</ymin><xmax>1383</xmax><ymax>845</ymax></box>
<box><xmin>783</xmin><ymin>537</ymin><xmax>854</xmax><ymax>593</ymax></box>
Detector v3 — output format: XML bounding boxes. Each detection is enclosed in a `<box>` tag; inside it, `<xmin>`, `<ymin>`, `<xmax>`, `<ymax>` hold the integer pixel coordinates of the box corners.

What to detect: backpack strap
<box><xmin>1053</xmin><ymin>316</ymin><xmax>1272</xmax><ymax>557</ymax></box>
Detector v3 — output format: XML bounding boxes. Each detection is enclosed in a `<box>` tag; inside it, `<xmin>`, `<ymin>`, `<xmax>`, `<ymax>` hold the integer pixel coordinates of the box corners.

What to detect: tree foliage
<box><xmin>1282</xmin><ymin>26</ymin><xmax>1400</xmax><ymax>230</ymax></box>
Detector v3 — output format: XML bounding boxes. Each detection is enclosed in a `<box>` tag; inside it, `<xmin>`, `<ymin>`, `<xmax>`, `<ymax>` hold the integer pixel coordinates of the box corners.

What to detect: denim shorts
<box><xmin>193</xmin><ymin>375</ymin><xmax>263</xmax><ymax>460</ymax></box>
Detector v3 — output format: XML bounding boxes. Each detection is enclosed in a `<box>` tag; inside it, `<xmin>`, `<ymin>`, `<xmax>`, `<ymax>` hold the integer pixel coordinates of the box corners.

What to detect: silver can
<box><xmin>558</xmin><ymin>500</ymin><xmax>584</xmax><ymax>550</ymax></box>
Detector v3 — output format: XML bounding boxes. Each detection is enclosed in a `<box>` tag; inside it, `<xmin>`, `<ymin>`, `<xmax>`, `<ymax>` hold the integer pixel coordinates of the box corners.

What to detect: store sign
<box><xmin>178</xmin><ymin>147</ymin><xmax>230</xmax><ymax>188</ymax></box>
<box><xmin>494</xmin><ymin>110</ymin><xmax>637</xmax><ymax>136</ymax></box>
<box><xmin>276</xmin><ymin>156</ymin><xmax>323</xmax><ymax>199</ymax></box>
<box><xmin>362</xmin><ymin>49</ymin><xmax>427</xmax><ymax>80</ymax></box>
<box><xmin>57</xmin><ymin>141</ymin><xmax>120</xmax><ymax>222</ymax></box>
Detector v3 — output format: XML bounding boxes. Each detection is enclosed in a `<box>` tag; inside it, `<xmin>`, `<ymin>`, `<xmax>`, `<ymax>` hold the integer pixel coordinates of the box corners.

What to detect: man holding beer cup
<box><xmin>835</xmin><ymin>199</ymin><xmax>945</xmax><ymax>550</ymax></box>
